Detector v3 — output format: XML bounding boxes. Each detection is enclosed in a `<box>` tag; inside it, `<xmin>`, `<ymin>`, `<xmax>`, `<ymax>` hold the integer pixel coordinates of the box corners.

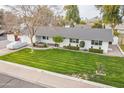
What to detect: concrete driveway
<box><xmin>107</xmin><ymin>45</ymin><xmax>123</xmax><ymax>57</ymax></box>
<box><xmin>0</xmin><ymin>40</ymin><xmax>28</xmax><ymax>56</ymax></box>
<box><xmin>0</xmin><ymin>40</ymin><xmax>13</xmax><ymax>56</ymax></box>
<box><xmin>0</xmin><ymin>73</ymin><xmax>45</xmax><ymax>88</ymax></box>
<box><xmin>0</xmin><ymin>34</ymin><xmax>10</xmax><ymax>50</ymax></box>
<box><xmin>0</xmin><ymin>40</ymin><xmax>11</xmax><ymax>49</ymax></box>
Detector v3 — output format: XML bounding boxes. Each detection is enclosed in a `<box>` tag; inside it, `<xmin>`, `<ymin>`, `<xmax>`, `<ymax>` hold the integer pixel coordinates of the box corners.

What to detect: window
<box><xmin>42</xmin><ymin>36</ymin><xmax>49</xmax><ymax>40</ymax></box>
<box><xmin>36</xmin><ymin>36</ymin><xmax>41</xmax><ymax>41</ymax></box>
<box><xmin>70</xmin><ymin>38</ymin><xmax>79</xmax><ymax>43</ymax></box>
<box><xmin>91</xmin><ymin>40</ymin><xmax>102</xmax><ymax>45</ymax></box>
<box><xmin>70</xmin><ymin>38</ymin><xmax>72</xmax><ymax>42</ymax></box>
<box><xmin>95</xmin><ymin>40</ymin><xmax>99</xmax><ymax>45</ymax></box>
<box><xmin>91</xmin><ymin>40</ymin><xmax>94</xmax><ymax>45</ymax></box>
<box><xmin>99</xmin><ymin>41</ymin><xmax>102</xmax><ymax>45</ymax></box>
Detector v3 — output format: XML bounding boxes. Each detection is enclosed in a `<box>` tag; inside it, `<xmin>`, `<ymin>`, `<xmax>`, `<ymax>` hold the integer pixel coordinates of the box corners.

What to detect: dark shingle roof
<box><xmin>22</xmin><ymin>27</ymin><xmax>113</xmax><ymax>42</ymax></box>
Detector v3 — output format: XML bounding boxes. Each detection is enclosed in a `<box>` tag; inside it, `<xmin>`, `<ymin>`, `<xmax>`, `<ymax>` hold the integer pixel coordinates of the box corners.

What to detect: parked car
<box><xmin>6</xmin><ymin>41</ymin><xmax>27</xmax><ymax>49</ymax></box>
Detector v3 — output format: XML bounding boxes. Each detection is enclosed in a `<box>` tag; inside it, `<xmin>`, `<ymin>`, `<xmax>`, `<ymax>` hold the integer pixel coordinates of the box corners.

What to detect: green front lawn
<box><xmin>120</xmin><ymin>45</ymin><xmax>124</xmax><ymax>51</ymax></box>
<box><xmin>0</xmin><ymin>48</ymin><xmax>124</xmax><ymax>87</ymax></box>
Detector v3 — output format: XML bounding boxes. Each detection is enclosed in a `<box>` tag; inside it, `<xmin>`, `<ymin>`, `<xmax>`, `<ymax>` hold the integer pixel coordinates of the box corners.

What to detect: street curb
<box><xmin>0</xmin><ymin>60</ymin><xmax>54</xmax><ymax>88</ymax></box>
<box><xmin>0</xmin><ymin>60</ymin><xmax>114</xmax><ymax>88</ymax></box>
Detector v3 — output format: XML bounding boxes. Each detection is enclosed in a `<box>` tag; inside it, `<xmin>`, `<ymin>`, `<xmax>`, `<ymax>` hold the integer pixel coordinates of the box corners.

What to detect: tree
<box><xmin>95</xmin><ymin>5</ymin><xmax>103</xmax><ymax>14</ymax></box>
<box><xmin>120</xmin><ymin>5</ymin><xmax>124</xmax><ymax>16</ymax></box>
<box><xmin>0</xmin><ymin>9</ymin><xmax>4</xmax><ymax>30</ymax></box>
<box><xmin>53</xmin><ymin>36</ymin><xmax>63</xmax><ymax>47</ymax></box>
<box><xmin>49</xmin><ymin>6</ymin><xmax>65</xmax><ymax>27</ymax></box>
<box><xmin>113</xmin><ymin>29</ymin><xmax>120</xmax><ymax>37</ymax></box>
<box><xmin>64</xmin><ymin>5</ymin><xmax>80</xmax><ymax>27</ymax></box>
<box><xmin>96</xmin><ymin>5</ymin><xmax>124</xmax><ymax>16</ymax></box>
<box><xmin>95</xmin><ymin>5</ymin><xmax>123</xmax><ymax>33</ymax></box>
<box><xmin>3</xmin><ymin>11</ymin><xmax>19</xmax><ymax>33</ymax></box>
<box><xmin>80</xmin><ymin>19</ymin><xmax>86</xmax><ymax>25</ymax></box>
<box><xmin>103</xmin><ymin>5</ymin><xmax>122</xmax><ymax>33</ymax></box>
<box><xmin>92</xmin><ymin>20</ymin><xmax>103</xmax><ymax>28</ymax></box>
<box><xmin>49</xmin><ymin>5</ymin><xmax>63</xmax><ymax>16</ymax></box>
<box><xmin>7</xmin><ymin>5</ymin><xmax>53</xmax><ymax>52</ymax></box>
<box><xmin>52</xmin><ymin>15</ymin><xmax>65</xmax><ymax>27</ymax></box>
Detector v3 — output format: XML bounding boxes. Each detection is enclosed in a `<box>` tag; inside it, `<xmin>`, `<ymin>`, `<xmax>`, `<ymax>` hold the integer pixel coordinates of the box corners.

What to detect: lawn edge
<box><xmin>0</xmin><ymin>60</ymin><xmax>114</xmax><ymax>88</ymax></box>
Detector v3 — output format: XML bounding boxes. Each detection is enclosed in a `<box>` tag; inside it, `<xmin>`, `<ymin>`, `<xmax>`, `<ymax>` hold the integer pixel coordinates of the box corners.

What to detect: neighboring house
<box><xmin>115</xmin><ymin>24</ymin><xmax>124</xmax><ymax>34</ymax></box>
<box><xmin>7</xmin><ymin>27</ymin><xmax>113</xmax><ymax>53</ymax></box>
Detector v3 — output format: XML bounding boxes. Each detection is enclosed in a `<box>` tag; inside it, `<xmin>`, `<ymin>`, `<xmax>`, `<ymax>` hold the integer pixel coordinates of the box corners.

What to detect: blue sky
<box><xmin>0</xmin><ymin>5</ymin><xmax>100</xmax><ymax>19</ymax></box>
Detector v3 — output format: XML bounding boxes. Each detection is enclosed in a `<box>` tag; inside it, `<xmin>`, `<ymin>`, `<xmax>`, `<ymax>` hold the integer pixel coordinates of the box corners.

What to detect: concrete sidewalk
<box><xmin>0</xmin><ymin>73</ymin><xmax>45</xmax><ymax>88</ymax></box>
<box><xmin>0</xmin><ymin>60</ymin><xmax>113</xmax><ymax>88</ymax></box>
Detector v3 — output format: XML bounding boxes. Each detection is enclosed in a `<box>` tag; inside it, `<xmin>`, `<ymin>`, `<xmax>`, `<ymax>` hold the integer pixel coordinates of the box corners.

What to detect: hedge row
<box><xmin>63</xmin><ymin>45</ymin><xmax>79</xmax><ymax>50</ymax></box>
<box><xmin>89</xmin><ymin>48</ymin><xmax>103</xmax><ymax>54</ymax></box>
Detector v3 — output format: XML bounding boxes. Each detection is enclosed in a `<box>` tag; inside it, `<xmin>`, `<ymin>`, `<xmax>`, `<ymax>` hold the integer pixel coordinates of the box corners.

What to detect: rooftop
<box><xmin>22</xmin><ymin>27</ymin><xmax>113</xmax><ymax>42</ymax></box>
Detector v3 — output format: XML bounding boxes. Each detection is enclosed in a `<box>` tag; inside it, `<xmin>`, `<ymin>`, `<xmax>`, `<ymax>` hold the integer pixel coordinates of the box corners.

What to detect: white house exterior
<box><xmin>34</xmin><ymin>36</ymin><xmax>109</xmax><ymax>53</ymax></box>
<box><xmin>7</xmin><ymin>34</ymin><xmax>15</xmax><ymax>42</ymax></box>
<box><xmin>7</xmin><ymin>27</ymin><xmax>113</xmax><ymax>53</ymax></box>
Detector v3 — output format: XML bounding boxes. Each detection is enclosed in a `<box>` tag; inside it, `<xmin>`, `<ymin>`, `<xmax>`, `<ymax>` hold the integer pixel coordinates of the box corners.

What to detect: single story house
<box><xmin>7</xmin><ymin>27</ymin><xmax>114</xmax><ymax>53</ymax></box>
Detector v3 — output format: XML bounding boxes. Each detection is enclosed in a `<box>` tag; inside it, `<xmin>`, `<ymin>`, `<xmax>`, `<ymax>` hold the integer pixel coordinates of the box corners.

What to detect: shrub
<box><xmin>92</xmin><ymin>20</ymin><xmax>103</xmax><ymax>28</ymax></box>
<box><xmin>79</xmin><ymin>41</ymin><xmax>85</xmax><ymax>47</ymax></box>
<box><xmin>44</xmin><ymin>43</ymin><xmax>48</xmax><ymax>48</ymax></box>
<box><xmin>63</xmin><ymin>45</ymin><xmax>79</xmax><ymax>50</ymax></box>
<box><xmin>53</xmin><ymin>36</ymin><xmax>63</xmax><ymax>47</ymax></box>
<box><xmin>34</xmin><ymin>43</ymin><xmax>48</xmax><ymax>48</ymax></box>
<box><xmin>92</xmin><ymin>23</ymin><xmax>102</xmax><ymax>28</ymax></box>
<box><xmin>89</xmin><ymin>48</ymin><xmax>103</xmax><ymax>54</ymax></box>
<box><xmin>114</xmin><ymin>31</ymin><xmax>120</xmax><ymax>37</ymax></box>
<box><xmin>80</xmin><ymin>20</ymin><xmax>86</xmax><ymax>25</ymax></box>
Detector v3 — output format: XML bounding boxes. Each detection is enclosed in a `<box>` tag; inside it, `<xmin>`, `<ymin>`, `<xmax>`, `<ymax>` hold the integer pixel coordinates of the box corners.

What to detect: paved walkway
<box><xmin>107</xmin><ymin>45</ymin><xmax>123</xmax><ymax>57</ymax></box>
<box><xmin>0</xmin><ymin>60</ymin><xmax>113</xmax><ymax>88</ymax></box>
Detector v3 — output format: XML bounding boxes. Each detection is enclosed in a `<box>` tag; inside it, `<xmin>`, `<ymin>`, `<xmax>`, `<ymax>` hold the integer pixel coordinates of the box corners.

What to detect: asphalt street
<box><xmin>0</xmin><ymin>35</ymin><xmax>47</xmax><ymax>88</ymax></box>
<box><xmin>0</xmin><ymin>73</ymin><xmax>46</xmax><ymax>88</ymax></box>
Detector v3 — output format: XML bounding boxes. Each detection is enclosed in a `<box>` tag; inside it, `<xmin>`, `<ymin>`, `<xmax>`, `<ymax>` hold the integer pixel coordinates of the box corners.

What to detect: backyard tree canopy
<box><xmin>95</xmin><ymin>5</ymin><xmax>123</xmax><ymax>33</ymax></box>
<box><xmin>64</xmin><ymin>5</ymin><xmax>80</xmax><ymax>26</ymax></box>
